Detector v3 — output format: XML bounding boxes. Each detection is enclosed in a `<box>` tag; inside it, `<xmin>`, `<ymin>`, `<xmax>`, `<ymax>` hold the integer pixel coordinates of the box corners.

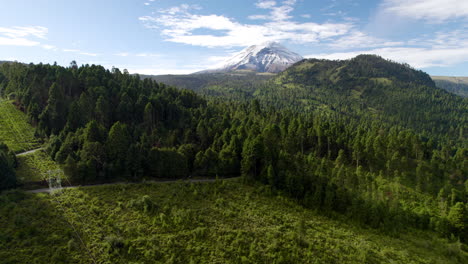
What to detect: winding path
<box><xmin>26</xmin><ymin>177</ymin><xmax>239</xmax><ymax>194</ymax></box>
<box><xmin>16</xmin><ymin>147</ymin><xmax>44</xmax><ymax>157</ymax></box>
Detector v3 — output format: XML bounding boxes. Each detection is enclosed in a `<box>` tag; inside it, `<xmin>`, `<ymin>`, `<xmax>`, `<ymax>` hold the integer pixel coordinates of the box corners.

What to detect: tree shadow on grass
<box><xmin>0</xmin><ymin>190</ymin><xmax>92</xmax><ymax>264</ymax></box>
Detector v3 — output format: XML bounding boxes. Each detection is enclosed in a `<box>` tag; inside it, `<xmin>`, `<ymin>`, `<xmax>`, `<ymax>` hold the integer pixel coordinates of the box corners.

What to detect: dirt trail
<box><xmin>16</xmin><ymin>147</ymin><xmax>44</xmax><ymax>156</ymax></box>
<box><xmin>26</xmin><ymin>177</ymin><xmax>239</xmax><ymax>193</ymax></box>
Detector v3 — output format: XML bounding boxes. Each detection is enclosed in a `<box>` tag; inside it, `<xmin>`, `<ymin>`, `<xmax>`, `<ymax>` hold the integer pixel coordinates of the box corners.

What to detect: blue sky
<box><xmin>0</xmin><ymin>0</ymin><xmax>467</xmax><ymax>75</ymax></box>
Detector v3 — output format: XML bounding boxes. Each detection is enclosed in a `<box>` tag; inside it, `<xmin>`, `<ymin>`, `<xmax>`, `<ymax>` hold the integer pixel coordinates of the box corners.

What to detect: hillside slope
<box><xmin>255</xmin><ymin>55</ymin><xmax>467</xmax><ymax>141</ymax></box>
<box><xmin>1</xmin><ymin>180</ymin><xmax>466</xmax><ymax>263</ymax></box>
<box><xmin>144</xmin><ymin>71</ymin><xmax>274</xmax><ymax>99</ymax></box>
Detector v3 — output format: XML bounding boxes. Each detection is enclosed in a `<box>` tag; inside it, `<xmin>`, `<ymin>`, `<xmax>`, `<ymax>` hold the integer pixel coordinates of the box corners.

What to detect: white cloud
<box><xmin>329</xmin><ymin>31</ymin><xmax>404</xmax><ymax>49</ymax></box>
<box><xmin>127</xmin><ymin>67</ymin><xmax>204</xmax><ymax>75</ymax></box>
<box><xmin>136</xmin><ymin>53</ymin><xmax>161</xmax><ymax>57</ymax></box>
<box><xmin>283</xmin><ymin>0</ymin><xmax>296</xmax><ymax>5</ymax></box>
<box><xmin>256</xmin><ymin>1</ymin><xmax>277</xmax><ymax>9</ymax></box>
<box><xmin>1</xmin><ymin>57</ymin><xmax>18</xmax><ymax>61</ymax></box>
<box><xmin>63</xmin><ymin>48</ymin><xmax>99</xmax><ymax>56</ymax></box>
<box><xmin>204</xmin><ymin>53</ymin><xmax>239</xmax><ymax>69</ymax></box>
<box><xmin>79</xmin><ymin>52</ymin><xmax>98</xmax><ymax>57</ymax></box>
<box><xmin>0</xmin><ymin>37</ymin><xmax>39</xmax><ymax>46</ymax></box>
<box><xmin>144</xmin><ymin>3</ymin><xmax>150</xmax><ymax>6</ymax></box>
<box><xmin>139</xmin><ymin>4</ymin><xmax>352</xmax><ymax>47</ymax></box>
<box><xmin>382</xmin><ymin>0</ymin><xmax>468</xmax><ymax>22</ymax></box>
<box><xmin>248</xmin><ymin>15</ymin><xmax>269</xmax><ymax>20</ymax></box>
<box><xmin>252</xmin><ymin>0</ymin><xmax>295</xmax><ymax>21</ymax></box>
<box><xmin>63</xmin><ymin>49</ymin><xmax>80</xmax><ymax>52</ymax></box>
<box><xmin>270</xmin><ymin>4</ymin><xmax>294</xmax><ymax>21</ymax></box>
<box><xmin>41</xmin><ymin>44</ymin><xmax>56</xmax><ymax>50</ymax></box>
<box><xmin>0</xmin><ymin>26</ymin><xmax>47</xmax><ymax>47</ymax></box>
<box><xmin>428</xmin><ymin>29</ymin><xmax>468</xmax><ymax>48</ymax></box>
<box><xmin>114</xmin><ymin>52</ymin><xmax>161</xmax><ymax>57</ymax></box>
<box><xmin>0</xmin><ymin>26</ymin><xmax>48</xmax><ymax>39</ymax></box>
<box><xmin>154</xmin><ymin>4</ymin><xmax>201</xmax><ymax>16</ymax></box>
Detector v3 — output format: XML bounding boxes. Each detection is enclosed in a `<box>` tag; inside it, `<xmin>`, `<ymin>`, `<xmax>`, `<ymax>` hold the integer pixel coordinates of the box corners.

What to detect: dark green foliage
<box><xmin>0</xmin><ymin>143</ymin><xmax>16</xmax><ymax>190</ymax></box>
<box><xmin>0</xmin><ymin>191</ymin><xmax>84</xmax><ymax>263</ymax></box>
<box><xmin>0</xmin><ymin>62</ymin><xmax>206</xmax><ymax>183</ymax></box>
<box><xmin>257</xmin><ymin>55</ymin><xmax>467</xmax><ymax>142</ymax></box>
<box><xmin>146</xmin><ymin>71</ymin><xmax>274</xmax><ymax>100</ymax></box>
<box><xmin>447</xmin><ymin>202</ymin><xmax>467</xmax><ymax>239</ymax></box>
<box><xmin>149</xmin><ymin>148</ymin><xmax>188</xmax><ymax>178</ymax></box>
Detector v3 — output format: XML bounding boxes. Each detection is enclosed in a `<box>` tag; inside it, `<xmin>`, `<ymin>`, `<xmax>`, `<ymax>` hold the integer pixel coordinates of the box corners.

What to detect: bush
<box><xmin>128</xmin><ymin>195</ymin><xmax>158</xmax><ymax>214</ymax></box>
<box><xmin>105</xmin><ymin>235</ymin><xmax>125</xmax><ymax>253</ymax></box>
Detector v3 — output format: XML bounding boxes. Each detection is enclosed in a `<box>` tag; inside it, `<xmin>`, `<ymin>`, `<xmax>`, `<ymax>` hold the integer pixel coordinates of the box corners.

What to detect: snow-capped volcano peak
<box><xmin>220</xmin><ymin>42</ymin><xmax>303</xmax><ymax>73</ymax></box>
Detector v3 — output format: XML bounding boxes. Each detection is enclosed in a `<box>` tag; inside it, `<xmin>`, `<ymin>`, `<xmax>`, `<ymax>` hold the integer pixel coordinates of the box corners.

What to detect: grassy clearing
<box><xmin>0</xmin><ymin>179</ymin><xmax>465</xmax><ymax>264</ymax></box>
<box><xmin>16</xmin><ymin>150</ymin><xmax>65</xmax><ymax>186</ymax></box>
<box><xmin>0</xmin><ymin>99</ymin><xmax>40</xmax><ymax>153</ymax></box>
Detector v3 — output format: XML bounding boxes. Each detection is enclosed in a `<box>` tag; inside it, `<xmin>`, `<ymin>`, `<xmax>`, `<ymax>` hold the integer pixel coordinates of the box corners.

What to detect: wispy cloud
<box><xmin>136</xmin><ymin>53</ymin><xmax>161</xmax><ymax>57</ymax></box>
<box><xmin>328</xmin><ymin>31</ymin><xmax>403</xmax><ymax>49</ymax></box>
<box><xmin>115</xmin><ymin>52</ymin><xmax>129</xmax><ymax>57</ymax></box>
<box><xmin>0</xmin><ymin>37</ymin><xmax>39</xmax><ymax>46</ymax></box>
<box><xmin>0</xmin><ymin>26</ymin><xmax>48</xmax><ymax>39</ymax></box>
<box><xmin>63</xmin><ymin>48</ymin><xmax>99</xmax><ymax>56</ymax></box>
<box><xmin>0</xmin><ymin>26</ymin><xmax>47</xmax><ymax>46</ymax></box>
<box><xmin>251</xmin><ymin>0</ymin><xmax>296</xmax><ymax>21</ymax></box>
<box><xmin>114</xmin><ymin>52</ymin><xmax>161</xmax><ymax>57</ymax></box>
<box><xmin>79</xmin><ymin>52</ymin><xmax>99</xmax><ymax>57</ymax></box>
<box><xmin>41</xmin><ymin>44</ymin><xmax>56</xmax><ymax>50</ymax></box>
<box><xmin>382</xmin><ymin>0</ymin><xmax>468</xmax><ymax>22</ymax></box>
<box><xmin>139</xmin><ymin>3</ymin><xmax>352</xmax><ymax>48</ymax></box>
<box><xmin>63</xmin><ymin>49</ymin><xmax>80</xmax><ymax>52</ymax></box>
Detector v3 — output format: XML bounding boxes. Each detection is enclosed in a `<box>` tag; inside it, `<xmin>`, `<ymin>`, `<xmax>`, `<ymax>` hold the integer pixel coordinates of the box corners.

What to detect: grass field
<box><xmin>0</xmin><ymin>99</ymin><xmax>40</xmax><ymax>153</ymax></box>
<box><xmin>16</xmin><ymin>150</ymin><xmax>65</xmax><ymax>189</ymax></box>
<box><xmin>0</xmin><ymin>179</ymin><xmax>466</xmax><ymax>264</ymax></box>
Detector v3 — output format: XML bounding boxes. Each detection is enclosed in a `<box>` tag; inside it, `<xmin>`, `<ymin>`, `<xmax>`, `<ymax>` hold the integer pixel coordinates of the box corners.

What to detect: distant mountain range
<box><xmin>198</xmin><ymin>41</ymin><xmax>303</xmax><ymax>74</ymax></box>
<box><xmin>431</xmin><ymin>76</ymin><xmax>468</xmax><ymax>97</ymax></box>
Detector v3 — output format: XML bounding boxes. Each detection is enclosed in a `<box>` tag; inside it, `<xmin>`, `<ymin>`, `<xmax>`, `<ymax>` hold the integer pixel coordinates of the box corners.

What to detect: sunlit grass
<box><xmin>16</xmin><ymin>150</ymin><xmax>65</xmax><ymax>184</ymax></box>
<box><xmin>1</xmin><ymin>179</ymin><xmax>465</xmax><ymax>264</ymax></box>
<box><xmin>0</xmin><ymin>99</ymin><xmax>40</xmax><ymax>153</ymax></box>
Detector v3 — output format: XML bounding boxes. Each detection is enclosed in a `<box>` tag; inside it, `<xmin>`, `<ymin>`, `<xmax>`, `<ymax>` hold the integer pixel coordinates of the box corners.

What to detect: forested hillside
<box><xmin>253</xmin><ymin>55</ymin><xmax>467</xmax><ymax>142</ymax></box>
<box><xmin>146</xmin><ymin>71</ymin><xmax>274</xmax><ymax>100</ymax></box>
<box><xmin>0</xmin><ymin>60</ymin><xmax>466</xmax><ymax>244</ymax></box>
<box><xmin>147</xmin><ymin>56</ymin><xmax>467</xmax><ymax>144</ymax></box>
